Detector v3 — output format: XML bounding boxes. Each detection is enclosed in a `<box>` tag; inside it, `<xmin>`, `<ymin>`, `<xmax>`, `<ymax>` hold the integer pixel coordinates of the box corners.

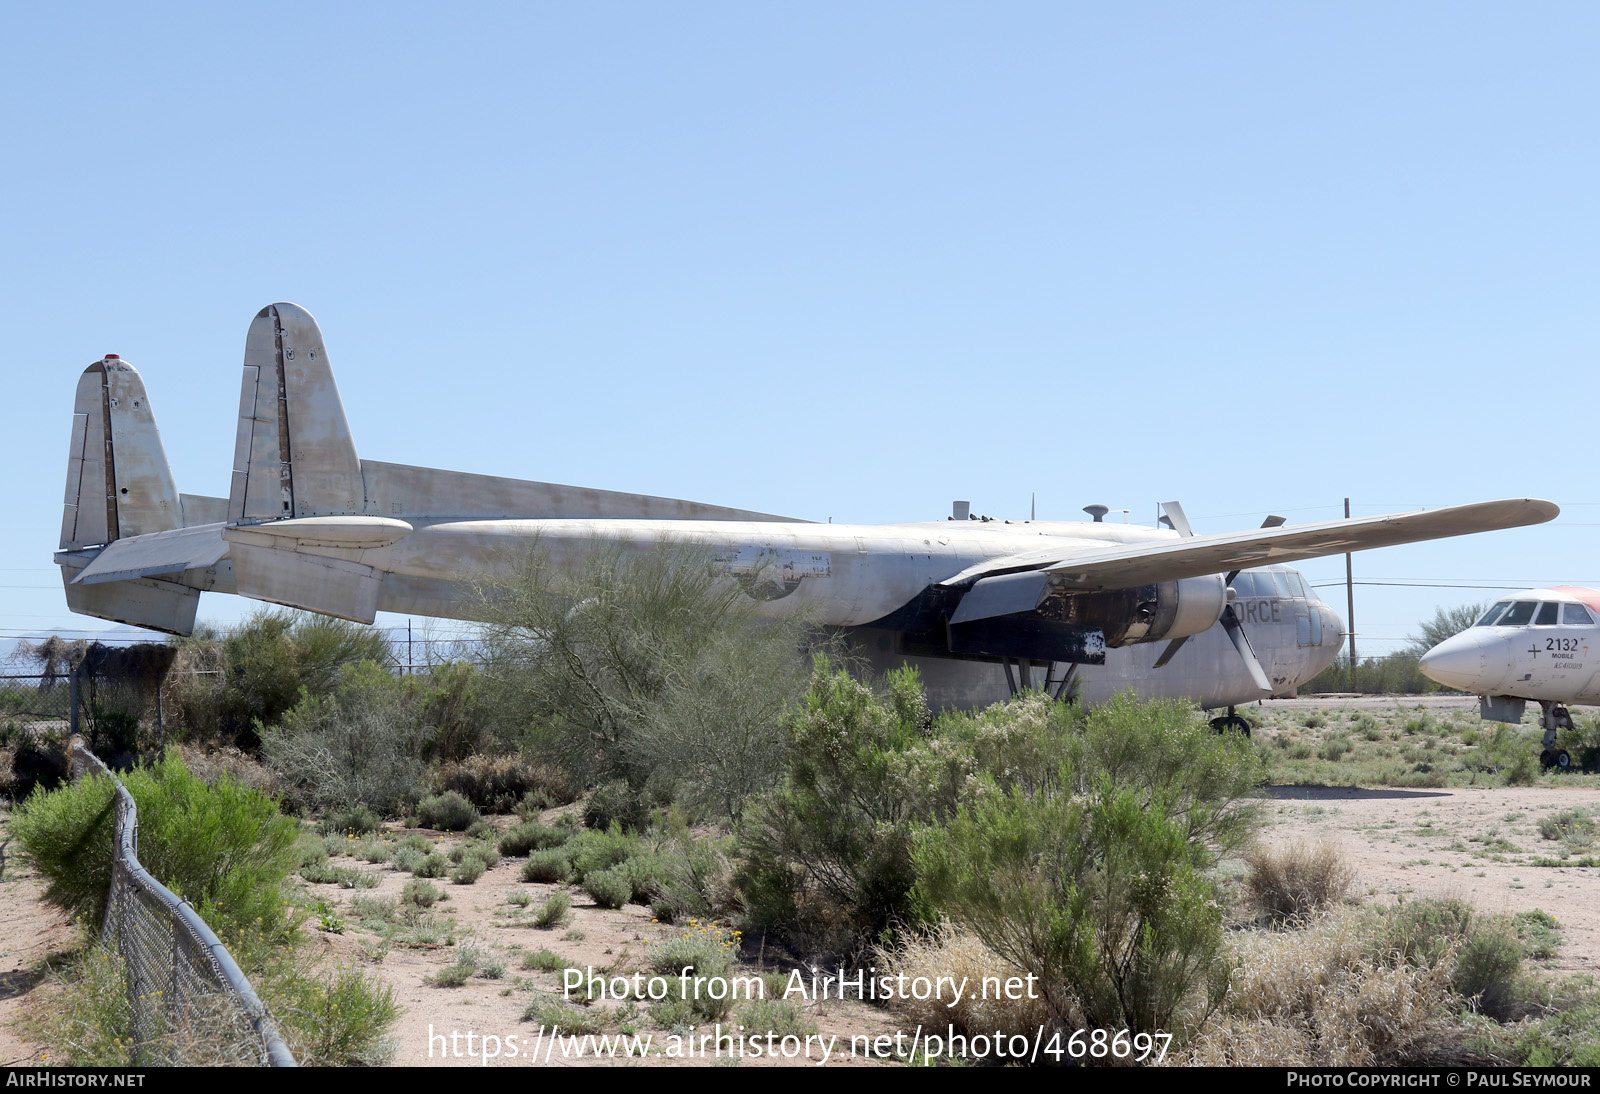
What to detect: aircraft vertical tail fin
<box><xmin>228</xmin><ymin>303</ymin><xmax>364</xmax><ymax>524</ymax></box>
<box><xmin>225</xmin><ymin>303</ymin><xmax>382</xmax><ymax>623</ymax></box>
<box><xmin>58</xmin><ymin>356</ymin><xmax>207</xmax><ymax>634</ymax></box>
<box><xmin>61</xmin><ymin>357</ymin><xmax>183</xmax><ymax>550</ymax></box>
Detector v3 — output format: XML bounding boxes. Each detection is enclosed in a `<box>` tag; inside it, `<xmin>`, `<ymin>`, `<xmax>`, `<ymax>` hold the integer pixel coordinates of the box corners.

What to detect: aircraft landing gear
<box><xmin>1210</xmin><ymin>706</ymin><xmax>1251</xmax><ymax>737</ymax></box>
<box><xmin>1537</xmin><ymin>701</ymin><xmax>1573</xmax><ymax>770</ymax></box>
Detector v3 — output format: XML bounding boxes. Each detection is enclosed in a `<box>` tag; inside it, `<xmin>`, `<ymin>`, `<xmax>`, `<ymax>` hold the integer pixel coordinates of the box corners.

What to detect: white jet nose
<box><xmin>1418</xmin><ymin>632</ymin><xmax>1489</xmax><ymax>692</ymax></box>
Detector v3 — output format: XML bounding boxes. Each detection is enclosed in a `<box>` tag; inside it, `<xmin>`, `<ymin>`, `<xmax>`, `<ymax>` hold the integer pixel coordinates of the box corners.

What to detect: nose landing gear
<box><xmin>1538</xmin><ymin>701</ymin><xmax>1573</xmax><ymax>770</ymax></box>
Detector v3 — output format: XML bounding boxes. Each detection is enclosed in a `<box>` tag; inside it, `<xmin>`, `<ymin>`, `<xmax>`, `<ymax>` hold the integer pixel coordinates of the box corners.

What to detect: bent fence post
<box><xmin>69</xmin><ymin>736</ymin><xmax>297</xmax><ymax>1067</ymax></box>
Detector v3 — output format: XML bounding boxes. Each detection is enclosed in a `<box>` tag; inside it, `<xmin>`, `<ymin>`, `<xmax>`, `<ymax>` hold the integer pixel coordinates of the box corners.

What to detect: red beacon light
<box><xmin>104</xmin><ymin>354</ymin><xmax>120</xmax><ymax>360</ymax></box>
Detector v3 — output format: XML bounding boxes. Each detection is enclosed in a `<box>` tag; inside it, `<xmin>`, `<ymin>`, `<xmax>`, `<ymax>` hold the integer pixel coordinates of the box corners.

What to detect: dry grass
<box><xmin>1180</xmin><ymin>910</ymin><xmax>1459</xmax><ymax>1066</ymax></box>
<box><xmin>1247</xmin><ymin>841</ymin><xmax>1356</xmax><ymax>923</ymax></box>
<box><xmin>873</xmin><ymin>922</ymin><xmax>1056</xmax><ymax>1044</ymax></box>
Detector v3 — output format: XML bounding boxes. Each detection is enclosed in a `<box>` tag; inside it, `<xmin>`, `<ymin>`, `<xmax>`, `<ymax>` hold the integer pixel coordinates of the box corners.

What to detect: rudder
<box><xmin>228</xmin><ymin>303</ymin><xmax>363</xmax><ymax>524</ymax></box>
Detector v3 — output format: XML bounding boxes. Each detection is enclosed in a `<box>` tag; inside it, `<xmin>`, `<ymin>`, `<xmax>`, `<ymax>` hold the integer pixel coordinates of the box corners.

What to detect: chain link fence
<box><xmin>69</xmin><ymin>738</ymin><xmax>297</xmax><ymax>1067</ymax></box>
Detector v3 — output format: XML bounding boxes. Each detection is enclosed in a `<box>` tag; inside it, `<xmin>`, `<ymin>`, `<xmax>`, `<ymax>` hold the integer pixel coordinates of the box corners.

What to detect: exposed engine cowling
<box><xmin>1039</xmin><ymin>574</ymin><xmax>1229</xmax><ymax>648</ymax></box>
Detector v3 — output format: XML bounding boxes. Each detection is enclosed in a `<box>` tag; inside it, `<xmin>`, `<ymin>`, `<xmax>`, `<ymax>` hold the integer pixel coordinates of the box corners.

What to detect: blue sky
<box><xmin>4</xmin><ymin>3</ymin><xmax>1596</xmax><ymax>657</ymax></box>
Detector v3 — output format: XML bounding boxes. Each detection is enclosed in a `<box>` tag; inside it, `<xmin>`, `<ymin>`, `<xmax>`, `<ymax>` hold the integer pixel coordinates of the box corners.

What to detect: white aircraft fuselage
<box><xmin>55</xmin><ymin>303</ymin><xmax>1554</xmax><ymax>715</ymax></box>
<box><xmin>1420</xmin><ymin>587</ymin><xmax>1600</xmax><ymax>767</ymax></box>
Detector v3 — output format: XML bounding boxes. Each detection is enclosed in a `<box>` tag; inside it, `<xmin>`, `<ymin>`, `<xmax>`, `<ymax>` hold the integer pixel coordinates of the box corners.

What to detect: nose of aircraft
<box><xmin>1418</xmin><ymin>632</ymin><xmax>1489</xmax><ymax>692</ymax></box>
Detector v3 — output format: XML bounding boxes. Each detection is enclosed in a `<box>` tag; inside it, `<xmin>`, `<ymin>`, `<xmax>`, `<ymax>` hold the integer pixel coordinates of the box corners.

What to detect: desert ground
<box><xmin>1</xmin><ymin>694</ymin><xmax>1595</xmax><ymax>1067</ymax></box>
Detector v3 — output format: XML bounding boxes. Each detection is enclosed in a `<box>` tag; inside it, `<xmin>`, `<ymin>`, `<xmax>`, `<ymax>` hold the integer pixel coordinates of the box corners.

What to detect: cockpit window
<box><xmin>1563</xmin><ymin>603</ymin><xmax>1595</xmax><ymax>625</ymax></box>
<box><xmin>1475</xmin><ymin>602</ymin><xmax>1510</xmax><ymax>627</ymax></box>
<box><xmin>1536</xmin><ymin>602</ymin><xmax>1560</xmax><ymax>626</ymax></box>
<box><xmin>1272</xmin><ymin>572</ymin><xmax>1293</xmax><ymax>598</ymax></box>
<box><xmin>1499</xmin><ymin>601</ymin><xmax>1538</xmax><ymax>627</ymax></box>
<box><xmin>1235</xmin><ymin>573</ymin><xmax>1262</xmax><ymax>597</ymax></box>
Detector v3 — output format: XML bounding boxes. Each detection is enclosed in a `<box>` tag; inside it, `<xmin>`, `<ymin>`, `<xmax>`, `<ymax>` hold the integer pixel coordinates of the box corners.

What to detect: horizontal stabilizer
<box><xmin>66</xmin><ymin>524</ymin><xmax>229</xmax><ymax>585</ymax></box>
<box><xmin>940</xmin><ymin>499</ymin><xmax>1559</xmax><ymax>592</ymax></box>
<box><xmin>60</xmin><ymin>564</ymin><xmax>200</xmax><ymax>635</ymax></box>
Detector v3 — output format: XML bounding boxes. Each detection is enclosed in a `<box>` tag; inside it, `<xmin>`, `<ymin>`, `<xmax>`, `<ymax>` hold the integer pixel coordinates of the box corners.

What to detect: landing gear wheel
<box><xmin>1555</xmin><ymin>750</ymin><xmax>1572</xmax><ymax>770</ymax></box>
<box><xmin>1210</xmin><ymin>714</ymin><xmax>1251</xmax><ymax>737</ymax></box>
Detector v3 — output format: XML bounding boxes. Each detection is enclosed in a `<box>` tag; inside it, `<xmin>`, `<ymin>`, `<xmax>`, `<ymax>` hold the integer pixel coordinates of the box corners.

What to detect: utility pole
<box><xmin>1345</xmin><ymin>497</ymin><xmax>1357</xmax><ymax>691</ymax></box>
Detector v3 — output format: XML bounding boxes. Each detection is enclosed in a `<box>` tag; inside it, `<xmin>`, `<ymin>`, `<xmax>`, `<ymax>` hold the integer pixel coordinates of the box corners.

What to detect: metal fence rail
<box><xmin>69</xmin><ymin>737</ymin><xmax>297</xmax><ymax>1067</ymax></box>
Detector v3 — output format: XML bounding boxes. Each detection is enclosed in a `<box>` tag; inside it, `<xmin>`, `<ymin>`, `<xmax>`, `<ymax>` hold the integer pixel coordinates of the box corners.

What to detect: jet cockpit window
<box><xmin>1499</xmin><ymin>601</ymin><xmax>1538</xmax><ymax>627</ymax></box>
<box><xmin>1475</xmin><ymin>602</ymin><xmax>1511</xmax><ymax>627</ymax></box>
<box><xmin>1536</xmin><ymin>602</ymin><xmax>1560</xmax><ymax>626</ymax></box>
<box><xmin>1562</xmin><ymin>603</ymin><xmax>1595</xmax><ymax>625</ymax></box>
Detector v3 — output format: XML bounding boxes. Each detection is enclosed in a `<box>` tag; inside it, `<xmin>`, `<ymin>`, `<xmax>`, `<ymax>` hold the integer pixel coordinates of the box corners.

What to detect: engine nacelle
<box><xmin>1040</xmin><ymin>574</ymin><xmax>1229</xmax><ymax>648</ymax></box>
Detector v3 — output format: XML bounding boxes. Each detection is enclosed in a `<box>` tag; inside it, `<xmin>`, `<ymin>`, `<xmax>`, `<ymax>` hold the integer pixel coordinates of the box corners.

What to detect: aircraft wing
<box><xmin>939</xmin><ymin>498</ymin><xmax>1558</xmax><ymax>592</ymax></box>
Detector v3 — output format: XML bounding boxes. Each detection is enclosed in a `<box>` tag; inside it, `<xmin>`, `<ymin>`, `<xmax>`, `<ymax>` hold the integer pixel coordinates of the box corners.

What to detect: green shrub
<box><xmin>12</xmin><ymin>753</ymin><xmax>300</xmax><ymax>947</ymax></box>
<box><xmin>566</xmin><ymin>824</ymin><xmax>639</xmax><ymax>884</ymax></box>
<box><xmin>498</xmin><ymin>821</ymin><xmax>570</xmax><ymax>857</ymax></box>
<box><xmin>321</xmin><ymin>805</ymin><xmax>382</xmax><ymax>836</ymax></box>
<box><xmin>522</xmin><ymin>948</ymin><xmax>567</xmax><ymax>972</ymax></box>
<box><xmin>451</xmin><ymin>857</ymin><xmax>485</xmax><ymax>885</ymax></box>
<box><xmin>584</xmin><ymin>866</ymin><xmax>631</xmax><ymax>909</ymax></box>
<box><xmin>520</xmin><ymin>849</ymin><xmax>571</xmax><ymax>883</ymax></box>
<box><xmin>912</xmin><ymin>692</ymin><xmax>1259</xmax><ymax>1034</ymax></box>
<box><xmin>412</xmin><ymin>852</ymin><xmax>450</xmax><ymax>878</ymax></box>
<box><xmin>736</xmin><ymin>660</ymin><xmax>932</xmax><ymax>952</ymax></box>
<box><xmin>534</xmin><ymin>892</ymin><xmax>571</xmax><ymax>929</ymax></box>
<box><xmin>416</xmin><ymin>791</ymin><xmax>480</xmax><ymax>831</ymax></box>
<box><xmin>263</xmin><ymin>661</ymin><xmax>428</xmax><ymax>816</ymax></box>
<box><xmin>582</xmin><ymin>780</ymin><xmax>649</xmax><ymax>833</ymax></box>
<box><xmin>171</xmin><ymin>609</ymin><xmax>394</xmax><ymax>748</ymax></box>
<box><xmin>403</xmin><ymin>878</ymin><xmax>445</xmax><ymax>908</ymax></box>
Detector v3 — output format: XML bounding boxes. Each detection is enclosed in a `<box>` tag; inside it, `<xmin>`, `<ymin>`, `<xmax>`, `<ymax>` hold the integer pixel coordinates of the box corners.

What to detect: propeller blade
<box><xmin>1260</xmin><ymin>514</ymin><xmax>1286</xmax><ymax>528</ymax></box>
<box><xmin>1221</xmin><ymin>604</ymin><xmax>1274</xmax><ymax>692</ymax></box>
<box><xmin>1153</xmin><ymin>634</ymin><xmax>1189</xmax><ymax>668</ymax></box>
<box><xmin>1159</xmin><ymin>501</ymin><xmax>1195</xmax><ymax>537</ymax></box>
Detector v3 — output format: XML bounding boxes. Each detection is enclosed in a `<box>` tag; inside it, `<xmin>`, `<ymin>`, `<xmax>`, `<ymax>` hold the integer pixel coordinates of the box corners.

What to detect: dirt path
<box><xmin>0</xmin><ymin>809</ymin><xmax>77</xmax><ymax>1067</ymax></box>
<box><xmin>304</xmin><ymin>848</ymin><xmax>898</xmax><ymax>1068</ymax></box>
<box><xmin>1263</xmin><ymin>784</ymin><xmax>1600</xmax><ymax>976</ymax></box>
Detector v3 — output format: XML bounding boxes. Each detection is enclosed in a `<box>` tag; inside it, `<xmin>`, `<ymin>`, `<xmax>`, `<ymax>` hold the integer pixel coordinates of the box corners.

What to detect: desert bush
<box><xmin>647</xmin><ymin>922</ymin><xmax>742</xmax><ymax>1022</ymax></box>
<box><xmin>474</xmin><ymin>540</ymin><xmax>813</xmax><ymax>819</ymax></box>
<box><xmin>1247</xmin><ymin>842</ymin><xmax>1356</xmax><ymax>923</ymax></box>
<box><xmin>498</xmin><ymin>821</ymin><xmax>570</xmax><ymax>857</ymax></box>
<box><xmin>736</xmin><ymin>660</ymin><xmax>933</xmax><ymax>954</ymax></box>
<box><xmin>1182</xmin><ymin>911</ymin><xmax>1457</xmax><ymax>1066</ymax></box>
<box><xmin>584</xmin><ymin>866</ymin><xmax>631</xmax><ymax>909</ymax></box>
<box><xmin>874</xmin><ymin>922</ymin><xmax>1054</xmax><ymax>1049</ymax></box>
<box><xmin>565</xmin><ymin>824</ymin><xmax>640</xmax><ymax>884</ymax></box>
<box><xmin>451</xmin><ymin>857</ymin><xmax>485</xmax><ymax>885</ymax></box>
<box><xmin>1364</xmin><ymin>898</ymin><xmax>1525</xmax><ymax>1018</ymax></box>
<box><xmin>321</xmin><ymin>804</ymin><xmax>382</xmax><ymax>836</ymax></box>
<box><xmin>415</xmin><ymin>790</ymin><xmax>480</xmax><ymax>831</ymax></box>
<box><xmin>433</xmin><ymin>753</ymin><xmax>572</xmax><ymax>814</ymax></box>
<box><xmin>168</xmin><ymin>610</ymin><xmax>393</xmax><ymax>747</ymax></box>
<box><xmin>521</xmin><ymin>849</ymin><xmax>572</xmax><ymax>883</ymax></box>
<box><xmin>912</xmin><ymin>691</ymin><xmax>1261</xmax><ymax>1035</ymax></box>
<box><xmin>402</xmin><ymin>878</ymin><xmax>445</xmax><ymax>908</ymax></box>
<box><xmin>262</xmin><ymin>660</ymin><xmax>428</xmax><ymax>817</ymax></box>
<box><xmin>412</xmin><ymin>852</ymin><xmax>450</xmax><ymax>878</ymax></box>
<box><xmin>534</xmin><ymin>892</ymin><xmax>572</xmax><ymax>929</ymax></box>
<box><xmin>916</xmin><ymin>777</ymin><xmax>1229</xmax><ymax>1035</ymax></box>
<box><xmin>12</xmin><ymin>752</ymin><xmax>300</xmax><ymax>946</ymax></box>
